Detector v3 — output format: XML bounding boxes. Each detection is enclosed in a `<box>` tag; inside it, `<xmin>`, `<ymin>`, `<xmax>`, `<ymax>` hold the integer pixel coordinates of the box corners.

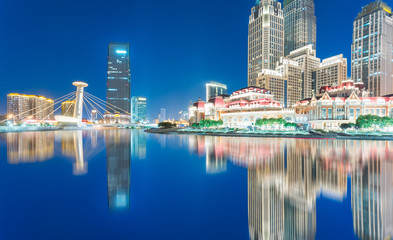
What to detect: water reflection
<box><xmin>105</xmin><ymin>130</ymin><xmax>131</xmax><ymax>211</ymax></box>
<box><xmin>186</xmin><ymin>136</ymin><xmax>393</xmax><ymax>240</ymax></box>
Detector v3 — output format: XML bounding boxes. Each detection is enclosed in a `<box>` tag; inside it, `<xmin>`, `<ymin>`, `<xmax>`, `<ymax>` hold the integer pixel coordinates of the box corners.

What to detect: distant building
<box><xmin>206</xmin><ymin>81</ymin><xmax>227</xmax><ymax>101</ymax></box>
<box><xmin>314</xmin><ymin>55</ymin><xmax>348</xmax><ymax>94</ymax></box>
<box><xmin>7</xmin><ymin>93</ymin><xmax>54</xmax><ymax>121</ymax></box>
<box><xmin>159</xmin><ymin>108</ymin><xmax>166</xmax><ymax>122</ymax></box>
<box><xmin>107</xmin><ymin>42</ymin><xmax>131</xmax><ymax>114</ymax></box>
<box><xmin>61</xmin><ymin>101</ymin><xmax>75</xmax><ymax>117</ymax></box>
<box><xmin>351</xmin><ymin>1</ymin><xmax>393</xmax><ymax>96</ymax></box>
<box><xmin>103</xmin><ymin>113</ymin><xmax>131</xmax><ymax>125</ymax></box>
<box><xmin>131</xmin><ymin>97</ymin><xmax>147</xmax><ymax>123</ymax></box>
<box><xmin>256</xmin><ymin>70</ymin><xmax>288</xmax><ymax>107</ymax></box>
<box><xmin>276</xmin><ymin>57</ymin><xmax>303</xmax><ymax>107</ymax></box>
<box><xmin>283</xmin><ymin>0</ymin><xmax>317</xmax><ymax>56</ymax></box>
<box><xmin>248</xmin><ymin>0</ymin><xmax>284</xmax><ymax>86</ymax></box>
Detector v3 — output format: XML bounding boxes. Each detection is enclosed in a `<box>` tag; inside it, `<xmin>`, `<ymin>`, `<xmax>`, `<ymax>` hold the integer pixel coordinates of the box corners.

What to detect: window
<box><xmin>350</xmin><ymin>109</ymin><xmax>355</xmax><ymax>120</ymax></box>
<box><xmin>321</xmin><ymin>108</ymin><xmax>326</xmax><ymax>120</ymax></box>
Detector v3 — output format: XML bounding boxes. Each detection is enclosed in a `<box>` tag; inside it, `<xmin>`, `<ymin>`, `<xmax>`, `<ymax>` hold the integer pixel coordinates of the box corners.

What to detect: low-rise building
<box><xmin>189</xmin><ymin>87</ymin><xmax>298</xmax><ymax>128</ymax></box>
<box><xmin>295</xmin><ymin>80</ymin><xmax>393</xmax><ymax>129</ymax></box>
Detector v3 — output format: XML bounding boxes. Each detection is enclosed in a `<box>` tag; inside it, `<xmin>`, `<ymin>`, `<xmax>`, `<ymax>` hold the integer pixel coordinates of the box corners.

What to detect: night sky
<box><xmin>0</xmin><ymin>0</ymin><xmax>389</xmax><ymax>120</ymax></box>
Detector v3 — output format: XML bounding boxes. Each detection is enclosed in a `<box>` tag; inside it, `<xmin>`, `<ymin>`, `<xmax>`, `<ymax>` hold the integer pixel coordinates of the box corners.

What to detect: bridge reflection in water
<box><xmin>4</xmin><ymin>129</ymin><xmax>147</xmax><ymax>213</ymax></box>
<box><xmin>185</xmin><ymin>135</ymin><xmax>393</xmax><ymax>240</ymax></box>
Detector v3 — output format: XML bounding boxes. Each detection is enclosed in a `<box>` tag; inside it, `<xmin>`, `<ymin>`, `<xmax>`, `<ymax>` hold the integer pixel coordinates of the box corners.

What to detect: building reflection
<box><xmin>131</xmin><ymin>129</ymin><xmax>146</xmax><ymax>159</ymax></box>
<box><xmin>105</xmin><ymin>130</ymin><xmax>131</xmax><ymax>211</ymax></box>
<box><xmin>6</xmin><ymin>132</ymin><xmax>54</xmax><ymax>163</ymax></box>
<box><xmin>60</xmin><ymin>131</ymin><xmax>87</xmax><ymax>175</ymax></box>
<box><xmin>187</xmin><ymin>136</ymin><xmax>392</xmax><ymax>240</ymax></box>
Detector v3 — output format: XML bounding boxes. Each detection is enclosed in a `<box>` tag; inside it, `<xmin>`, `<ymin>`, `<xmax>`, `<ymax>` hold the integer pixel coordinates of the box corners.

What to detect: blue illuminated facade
<box><xmin>107</xmin><ymin>42</ymin><xmax>131</xmax><ymax>114</ymax></box>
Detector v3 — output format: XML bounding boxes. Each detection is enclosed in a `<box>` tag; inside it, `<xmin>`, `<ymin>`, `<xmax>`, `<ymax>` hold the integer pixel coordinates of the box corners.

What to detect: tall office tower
<box><xmin>206</xmin><ymin>81</ymin><xmax>227</xmax><ymax>101</ymax></box>
<box><xmin>256</xmin><ymin>69</ymin><xmax>288</xmax><ymax>107</ymax></box>
<box><xmin>107</xmin><ymin>42</ymin><xmax>131</xmax><ymax>114</ymax></box>
<box><xmin>283</xmin><ymin>0</ymin><xmax>317</xmax><ymax>56</ymax></box>
<box><xmin>106</xmin><ymin>130</ymin><xmax>131</xmax><ymax>211</ymax></box>
<box><xmin>159</xmin><ymin>108</ymin><xmax>166</xmax><ymax>122</ymax></box>
<box><xmin>7</xmin><ymin>94</ymin><xmax>54</xmax><ymax>121</ymax></box>
<box><xmin>352</xmin><ymin>1</ymin><xmax>393</xmax><ymax>97</ymax></box>
<box><xmin>248</xmin><ymin>0</ymin><xmax>284</xmax><ymax>86</ymax></box>
<box><xmin>276</xmin><ymin>57</ymin><xmax>303</xmax><ymax>107</ymax></box>
<box><xmin>287</xmin><ymin>45</ymin><xmax>320</xmax><ymax>99</ymax></box>
<box><xmin>314</xmin><ymin>55</ymin><xmax>348</xmax><ymax>93</ymax></box>
<box><xmin>131</xmin><ymin>97</ymin><xmax>147</xmax><ymax>123</ymax></box>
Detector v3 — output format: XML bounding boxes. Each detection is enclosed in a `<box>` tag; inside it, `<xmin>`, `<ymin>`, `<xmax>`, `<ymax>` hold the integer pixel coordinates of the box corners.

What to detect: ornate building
<box><xmin>294</xmin><ymin>80</ymin><xmax>393</xmax><ymax>129</ymax></box>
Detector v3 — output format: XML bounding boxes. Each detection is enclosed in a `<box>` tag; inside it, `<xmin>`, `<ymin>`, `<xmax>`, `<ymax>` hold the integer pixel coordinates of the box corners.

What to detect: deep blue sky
<box><xmin>0</xmin><ymin>0</ymin><xmax>390</xmax><ymax>120</ymax></box>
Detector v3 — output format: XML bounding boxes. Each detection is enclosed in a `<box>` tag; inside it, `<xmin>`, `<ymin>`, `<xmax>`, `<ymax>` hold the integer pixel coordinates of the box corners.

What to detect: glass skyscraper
<box><xmin>351</xmin><ymin>1</ymin><xmax>393</xmax><ymax>97</ymax></box>
<box><xmin>283</xmin><ymin>0</ymin><xmax>317</xmax><ymax>56</ymax></box>
<box><xmin>131</xmin><ymin>97</ymin><xmax>147</xmax><ymax>123</ymax></box>
<box><xmin>206</xmin><ymin>81</ymin><xmax>227</xmax><ymax>101</ymax></box>
<box><xmin>248</xmin><ymin>0</ymin><xmax>284</xmax><ymax>86</ymax></box>
<box><xmin>107</xmin><ymin>42</ymin><xmax>131</xmax><ymax>113</ymax></box>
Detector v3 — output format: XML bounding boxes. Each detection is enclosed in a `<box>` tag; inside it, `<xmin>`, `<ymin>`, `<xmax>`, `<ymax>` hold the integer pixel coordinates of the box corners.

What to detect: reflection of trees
<box><xmin>187</xmin><ymin>136</ymin><xmax>393</xmax><ymax>239</ymax></box>
<box><xmin>6</xmin><ymin>132</ymin><xmax>54</xmax><ymax>163</ymax></box>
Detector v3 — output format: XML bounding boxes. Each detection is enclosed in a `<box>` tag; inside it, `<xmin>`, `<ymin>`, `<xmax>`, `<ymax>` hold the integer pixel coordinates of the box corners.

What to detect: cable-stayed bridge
<box><xmin>3</xmin><ymin>82</ymin><xmax>146</xmax><ymax>130</ymax></box>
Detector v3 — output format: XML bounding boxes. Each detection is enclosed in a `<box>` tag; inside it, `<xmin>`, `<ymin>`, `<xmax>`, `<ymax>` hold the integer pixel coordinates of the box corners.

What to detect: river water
<box><xmin>0</xmin><ymin>129</ymin><xmax>391</xmax><ymax>240</ymax></box>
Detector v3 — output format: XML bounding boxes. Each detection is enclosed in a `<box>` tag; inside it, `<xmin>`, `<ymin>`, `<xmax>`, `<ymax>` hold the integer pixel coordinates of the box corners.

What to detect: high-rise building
<box><xmin>351</xmin><ymin>1</ymin><xmax>393</xmax><ymax>97</ymax></box>
<box><xmin>256</xmin><ymin>69</ymin><xmax>288</xmax><ymax>107</ymax></box>
<box><xmin>159</xmin><ymin>108</ymin><xmax>166</xmax><ymax>122</ymax></box>
<box><xmin>314</xmin><ymin>55</ymin><xmax>348</xmax><ymax>93</ymax></box>
<box><xmin>287</xmin><ymin>45</ymin><xmax>320</xmax><ymax>99</ymax></box>
<box><xmin>283</xmin><ymin>0</ymin><xmax>317</xmax><ymax>56</ymax></box>
<box><xmin>276</xmin><ymin>57</ymin><xmax>303</xmax><ymax>107</ymax></box>
<box><xmin>7</xmin><ymin>94</ymin><xmax>54</xmax><ymax>121</ymax></box>
<box><xmin>131</xmin><ymin>97</ymin><xmax>147</xmax><ymax>123</ymax></box>
<box><xmin>61</xmin><ymin>101</ymin><xmax>75</xmax><ymax>117</ymax></box>
<box><xmin>206</xmin><ymin>81</ymin><xmax>227</xmax><ymax>101</ymax></box>
<box><xmin>107</xmin><ymin>42</ymin><xmax>131</xmax><ymax>114</ymax></box>
<box><xmin>248</xmin><ymin>0</ymin><xmax>284</xmax><ymax>86</ymax></box>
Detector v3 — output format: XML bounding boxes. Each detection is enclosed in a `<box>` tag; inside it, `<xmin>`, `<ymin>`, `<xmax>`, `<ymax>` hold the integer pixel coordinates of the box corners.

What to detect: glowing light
<box><xmin>116</xmin><ymin>50</ymin><xmax>127</xmax><ymax>54</ymax></box>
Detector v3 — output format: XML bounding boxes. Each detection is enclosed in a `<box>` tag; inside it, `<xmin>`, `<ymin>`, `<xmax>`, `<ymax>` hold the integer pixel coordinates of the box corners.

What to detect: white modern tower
<box><xmin>73</xmin><ymin>81</ymin><xmax>88</xmax><ymax>127</ymax></box>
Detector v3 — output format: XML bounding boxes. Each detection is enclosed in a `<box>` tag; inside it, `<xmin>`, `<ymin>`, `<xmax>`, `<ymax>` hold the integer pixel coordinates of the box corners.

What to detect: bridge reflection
<box><xmin>186</xmin><ymin>136</ymin><xmax>393</xmax><ymax>240</ymax></box>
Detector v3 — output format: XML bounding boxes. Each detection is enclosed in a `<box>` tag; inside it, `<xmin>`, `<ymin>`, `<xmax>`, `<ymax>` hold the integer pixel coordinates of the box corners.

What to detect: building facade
<box><xmin>287</xmin><ymin>45</ymin><xmax>320</xmax><ymax>99</ymax></box>
<box><xmin>314</xmin><ymin>55</ymin><xmax>348</xmax><ymax>94</ymax></box>
<box><xmin>276</xmin><ymin>57</ymin><xmax>303</xmax><ymax>107</ymax></box>
<box><xmin>248</xmin><ymin>0</ymin><xmax>284</xmax><ymax>86</ymax></box>
<box><xmin>206</xmin><ymin>81</ymin><xmax>227</xmax><ymax>101</ymax></box>
<box><xmin>61</xmin><ymin>101</ymin><xmax>75</xmax><ymax>117</ymax></box>
<box><xmin>351</xmin><ymin>1</ymin><xmax>393</xmax><ymax>97</ymax></box>
<box><xmin>131</xmin><ymin>97</ymin><xmax>147</xmax><ymax>123</ymax></box>
<box><xmin>107</xmin><ymin>42</ymin><xmax>131</xmax><ymax>114</ymax></box>
<box><xmin>7</xmin><ymin>93</ymin><xmax>54</xmax><ymax>121</ymax></box>
<box><xmin>189</xmin><ymin>87</ymin><xmax>297</xmax><ymax>128</ymax></box>
<box><xmin>256</xmin><ymin>69</ymin><xmax>288</xmax><ymax>107</ymax></box>
<box><xmin>294</xmin><ymin>80</ymin><xmax>393</xmax><ymax>129</ymax></box>
<box><xmin>159</xmin><ymin>108</ymin><xmax>166</xmax><ymax>122</ymax></box>
<box><xmin>283</xmin><ymin>0</ymin><xmax>317</xmax><ymax>56</ymax></box>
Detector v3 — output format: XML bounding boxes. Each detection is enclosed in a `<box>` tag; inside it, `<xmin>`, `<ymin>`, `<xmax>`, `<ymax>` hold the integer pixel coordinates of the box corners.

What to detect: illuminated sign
<box><xmin>116</xmin><ymin>50</ymin><xmax>127</xmax><ymax>54</ymax></box>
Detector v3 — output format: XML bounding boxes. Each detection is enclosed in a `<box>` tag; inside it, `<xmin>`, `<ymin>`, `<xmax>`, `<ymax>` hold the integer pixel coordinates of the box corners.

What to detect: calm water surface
<box><xmin>0</xmin><ymin>129</ymin><xmax>392</xmax><ymax>240</ymax></box>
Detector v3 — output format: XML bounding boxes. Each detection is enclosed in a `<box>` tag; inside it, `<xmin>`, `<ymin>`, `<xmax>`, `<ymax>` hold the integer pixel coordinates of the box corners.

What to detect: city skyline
<box><xmin>0</xmin><ymin>0</ymin><xmax>388</xmax><ymax>120</ymax></box>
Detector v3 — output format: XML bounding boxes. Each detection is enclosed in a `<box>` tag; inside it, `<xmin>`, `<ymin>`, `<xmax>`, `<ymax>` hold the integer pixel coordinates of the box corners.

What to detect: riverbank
<box><xmin>145</xmin><ymin>128</ymin><xmax>393</xmax><ymax>141</ymax></box>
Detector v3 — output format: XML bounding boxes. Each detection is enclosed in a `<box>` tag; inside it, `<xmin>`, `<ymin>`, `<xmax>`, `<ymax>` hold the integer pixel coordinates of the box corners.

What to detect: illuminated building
<box><xmin>131</xmin><ymin>97</ymin><xmax>147</xmax><ymax>123</ymax></box>
<box><xmin>314</xmin><ymin>54</ymin><xmax>348</xmax><ymax>94</ymax></box>
<box><xmin>7</xmin><ymin>93</ymin><xmax>54</xmax><ymax>121</ymax></box>
<box><xmin>276</xmin><ymin>57</ymin><xmax>303</xmax><ymax>107</ymax></box>
<box><xmin>287</xmin><ymin>45</ymin><xmax>320</xmax><ymax>99</ymax></box>
<box><xmin>256</xmin><ymin>70</ymin><xmax>288</xmax><ymax>107</ymax></box>
<box><xmin>294</xmin><ymin>79</ymin><xmax>393</xmax><ymax>129</ymax></box>
<box><xmin>131</xmin><ymin>130</ymin><xmax>146</xmax><ymax>159</ymax></box>
<box><xmin>106</xmin><ymin>130</ymin><xmax>131</xmax><ymax>211</ymax></box>
<box><xmin>103</xmin><ymin>113</ymin><xmax>131</xmax><ymax>125</ymax></box>
<box><xmin>107</xmin><ymin>42</ymin><xmax>131</xmax><ymax>114</ymax></box>
<box><xmin>248</xmin><ymin>0</ymin><xmax>284</xmax><ymax>86</ymax></box>
<box><xmin>61</xmin><ymin>101</ymin><xmax>75</xmax><ymax>117</ymax></box>
<box><xmin>206</xmin><ymin>81</ymin><xmax>227</xmax><ymax>101</ymax></box>
<box><xmin>283</xmin><ymin>0</ymin><xmax>316</xmax><ymax>56</ymax></box>
<box><xmin>189</xmin><ymin>87</ymin><xmax>297</xmax><ymax>128</ymax></box>
<box><xmin>351</xmin><ymin>1</ymin><xmax>393</xmax><ymax>97</ymax></box>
